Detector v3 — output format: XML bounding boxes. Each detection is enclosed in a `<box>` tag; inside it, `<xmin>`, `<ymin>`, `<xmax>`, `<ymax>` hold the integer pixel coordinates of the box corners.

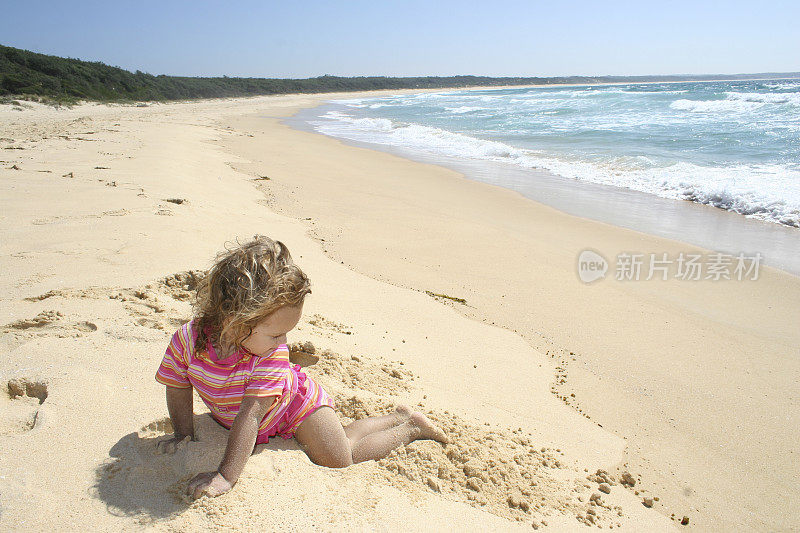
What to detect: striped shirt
<box><xmin>155</xmin><ymin>320</ymin><xmax>297</xmax><ymax>442</ymax></box>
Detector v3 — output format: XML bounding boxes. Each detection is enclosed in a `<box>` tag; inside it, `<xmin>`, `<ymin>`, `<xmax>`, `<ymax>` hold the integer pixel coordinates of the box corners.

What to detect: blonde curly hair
<box><xmin>193</xmin><ymin>235</ymin><xmax>311</xmax><ymax>354</ymax></box>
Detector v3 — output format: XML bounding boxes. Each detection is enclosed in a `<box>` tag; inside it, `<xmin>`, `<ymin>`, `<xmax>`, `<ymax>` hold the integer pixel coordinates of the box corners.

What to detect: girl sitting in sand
<box><xmin>154</xmin><ymin>235</ymin><xmax>447</xmax><ymax>499</ymax></box>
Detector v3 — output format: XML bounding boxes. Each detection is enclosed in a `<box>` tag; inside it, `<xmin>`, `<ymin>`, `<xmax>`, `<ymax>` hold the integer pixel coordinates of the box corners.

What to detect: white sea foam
<box><xmin>528</xmin><ymin>156</ymin><xmax>800</xmax><ymax>227</ymax></box>
<box><xmin>320</xmin><ymin>110</ymin><xmax>355</xmax><ymax>120</ymax></box>
<box><xmin>312</xmin><ymin>110</ymin><xmax>800</xmax><ymax>227</ymax></box>
<box><xmin>670</xmin><ymin>98</ymin><xmax>764</xmax><ymax>113</ymax></box>
<box><xmin>622</xmin><ymin>89</ymin><xmax>689</xmax><ymax>94</ymax></box>
<box><xmin>725</xmin><ymin>91</ymin><xmax>800</xmax><ymax>105</ymax></box>
<box><xmin>764</xmin><ymin>81</ymin><xmax>800</xmax><ymax>90</ymax></box>
<box><xmin>444</xmin><ymin>106</ymin><xmax>485</xmax><ymax>114</ymax></box>
<box><xmin>670</xmin><ymin>90</ymin><xmax>800</xmax><ymax>113</ymax></box>
<box><xmin>313</xmin><ymin>112</ymin><xmax>527</xmax><ymax>161</ymax></box>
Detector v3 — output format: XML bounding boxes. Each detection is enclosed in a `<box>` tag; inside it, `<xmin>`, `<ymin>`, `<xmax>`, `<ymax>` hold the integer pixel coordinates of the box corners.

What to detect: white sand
<box><xmin>1</xmin><ymin>93</ymin><xmax>795</xmax><ymax>531</ymax></box>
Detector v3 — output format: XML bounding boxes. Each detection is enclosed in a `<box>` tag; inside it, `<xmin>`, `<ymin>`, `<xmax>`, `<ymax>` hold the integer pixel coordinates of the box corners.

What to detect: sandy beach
<box><xmin>1</xmin><ymin>92</ymin><xmax>798</xmax><ymax>531</ymax></box>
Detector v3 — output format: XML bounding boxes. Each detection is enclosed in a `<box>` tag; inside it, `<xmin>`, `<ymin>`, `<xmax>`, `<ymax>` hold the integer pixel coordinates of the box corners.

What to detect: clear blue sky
<box><xmin>2</xmin><ymin>0</ymin><xmax>798</xmax><ymax>78</ymax></box>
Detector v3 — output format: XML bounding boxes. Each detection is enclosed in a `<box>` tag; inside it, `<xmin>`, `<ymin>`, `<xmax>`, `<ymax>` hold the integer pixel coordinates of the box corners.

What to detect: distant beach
<box><xmin>290</xmin><ymin>80</ymin><xmax>800</xmax><ymax>275</ymax></box>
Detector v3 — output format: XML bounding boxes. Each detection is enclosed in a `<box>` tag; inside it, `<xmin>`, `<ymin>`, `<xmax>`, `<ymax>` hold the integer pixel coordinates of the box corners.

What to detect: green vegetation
<box><xmin>2</xmin><ymin>44</ymin><xmax>799</xmax><ymax>103</ymax></box>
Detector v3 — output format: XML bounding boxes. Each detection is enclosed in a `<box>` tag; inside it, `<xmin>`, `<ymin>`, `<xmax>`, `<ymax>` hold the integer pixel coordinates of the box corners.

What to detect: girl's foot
<box><xmin>394</xmin><ymin>404</ymin><xmax>413</xmax><ymax>419</ymax></box>
<box><xmin>410</xmin><ymin>411</ymin><xmax>449</xmax><ymax>443</ymax></box>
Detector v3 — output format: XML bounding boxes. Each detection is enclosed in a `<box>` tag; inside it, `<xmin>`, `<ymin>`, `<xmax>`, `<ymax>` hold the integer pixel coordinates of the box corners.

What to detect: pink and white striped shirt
<box><xmin>155</xmin><ymin>320</ymin><xmax>297</xmax><ymax>442</ymax></box>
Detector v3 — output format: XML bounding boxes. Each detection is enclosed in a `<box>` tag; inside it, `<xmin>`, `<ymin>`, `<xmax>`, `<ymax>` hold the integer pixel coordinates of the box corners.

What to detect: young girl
<box><xmin>154</xmin><ymin>235</ymin><xmax>447</xmax><ymax>499</ymax></box>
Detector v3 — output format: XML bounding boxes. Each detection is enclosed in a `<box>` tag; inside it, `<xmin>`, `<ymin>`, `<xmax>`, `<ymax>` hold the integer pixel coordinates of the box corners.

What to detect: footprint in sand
<box><xmin>4</xmin><ymin>310</ymin><xmax>97</xmax><ymax>336</ymax></box>
<box><xmin>7</xmin><ymin>310</ymin><xmax>63</xmax><ymax>329</ymax></box>
<box><xmin>158</xmin><ymin>270</ymin><xmax>204</xmax><ymax>301</ymax></box>
<box><xmin>0</xmin><ymin>378</ymin><xmax>48</xmax><ymax>435</ymax></box>
<box><xmin>111</xmin><ymin>284</ymin><xmax>186</xmax><ymax>331</ymax></box>
<box><xmin>16</xmin><ymin>271</ymin><xmax>200</xmax><ymax>337</ymax></box>
<box><xmin>75</xmin><ymin>321</ymin><xmax>98</xmax><ymax>332</ymax></box>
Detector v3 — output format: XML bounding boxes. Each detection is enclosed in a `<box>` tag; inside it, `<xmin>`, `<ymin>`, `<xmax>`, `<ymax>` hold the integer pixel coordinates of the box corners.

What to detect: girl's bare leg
<box><xmin>343</xmin><ymin>405</ymin><xmax>412</xmax><ymax>444</ymax></box>
<box><xmin>294</xmin><ymin>407</ymin><xmax>353</xmax><ymax>468</ymax></box>
<box><xmin>295</xmin><ymin>407</ymin><xmax>447</xmax><ymax>468</ymax></box>
<box><xmin>350</xmin><ymin>412</ymin><xmax>447</xmax><ymax>463</ymax></box>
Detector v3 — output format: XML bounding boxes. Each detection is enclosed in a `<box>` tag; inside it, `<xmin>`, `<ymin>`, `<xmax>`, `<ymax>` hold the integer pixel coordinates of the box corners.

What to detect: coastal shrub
<box><xmin>2</xmin><ymin>44</ymin><xmax>795</xmax><ymax>104</ymax></box>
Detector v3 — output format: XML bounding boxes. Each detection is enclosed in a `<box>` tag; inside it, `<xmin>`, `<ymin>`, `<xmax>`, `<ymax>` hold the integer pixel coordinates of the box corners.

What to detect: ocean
<box><xmin>290</xmin><ymin>79</ymin><xmax>800</xmax><ymax>274</ymax></box>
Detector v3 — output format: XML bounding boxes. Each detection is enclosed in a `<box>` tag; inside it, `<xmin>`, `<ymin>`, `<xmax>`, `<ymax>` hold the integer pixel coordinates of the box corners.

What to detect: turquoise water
<box><xmin>310</xmin><ymin>80</ymin><xmax>800</xmax><ymax>228</ymax></box>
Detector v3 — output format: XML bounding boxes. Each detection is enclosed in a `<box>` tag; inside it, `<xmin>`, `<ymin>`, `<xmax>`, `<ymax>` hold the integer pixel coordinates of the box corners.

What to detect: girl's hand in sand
<box><xmin>155</xmin><ymin>434</ymin><xmax>191</xmax><ymax>455</ymax></box>
<box><xmin>187</xmin><ymin>471</ymin><xmax>233</xmax><ymax>499</ymax></box>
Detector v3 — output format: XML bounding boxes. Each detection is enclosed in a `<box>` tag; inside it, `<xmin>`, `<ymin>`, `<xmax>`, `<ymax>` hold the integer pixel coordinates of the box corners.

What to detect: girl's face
<box><xmin>240</xmin><ymin>304</ymin><xmax>303</xmax><ymax>357</ymax></box>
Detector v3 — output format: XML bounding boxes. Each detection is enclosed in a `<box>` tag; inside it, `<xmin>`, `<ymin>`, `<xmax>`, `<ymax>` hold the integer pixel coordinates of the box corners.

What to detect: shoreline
<box><xmin>13</xmin><ymin>73</ymin><xmax>793</xmax><ymax>109</ymax></box>
<box><xmin>288</xmin><ymin>101</ymin><xmax>800</xmax><ymax>277</ymax></box>
<box><xmin>1</xmin><ymin>92</ymin><xmax>798</xmax><ymax>531</ymax></box>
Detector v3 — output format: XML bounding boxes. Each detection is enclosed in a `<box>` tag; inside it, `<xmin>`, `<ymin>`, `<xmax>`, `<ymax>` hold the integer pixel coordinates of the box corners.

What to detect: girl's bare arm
<box><xmin>218</xmin><ymin>395</ymin><xmax>274</xmax><ymax>483</ymax></box>
<box><xmin>166</xmin><ymin>385</ymin><xmax>194</xmax><ymax>438</ymax></box>
<box><xmin>155</xmin><ymin>386</ymin><xmax>194</xmax><ymax>455</ymax></box>
<box><xmin>187</xmin><ymin>395</ymin><xmax>274</xmax><ymax>498</ymax></box>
